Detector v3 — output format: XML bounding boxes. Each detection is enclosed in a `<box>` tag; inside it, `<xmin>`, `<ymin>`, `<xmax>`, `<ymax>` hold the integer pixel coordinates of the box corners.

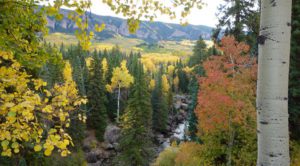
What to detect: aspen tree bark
<box><xmin>256</xmin><ymin>0</ymin><xmax>292</xmax><ymax>165</ymax></box>
<box><xmin>117</xmin><ymin>83</ymin><xmax>121</xmax><ymax>123</ymax></box>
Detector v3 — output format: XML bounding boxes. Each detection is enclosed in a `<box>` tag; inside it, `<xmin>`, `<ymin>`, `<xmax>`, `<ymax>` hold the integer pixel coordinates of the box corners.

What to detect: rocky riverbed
<box><xmin>84</xmin><ymin>94</ymin><xmax>190</xmax><ymax>166</ymax></box>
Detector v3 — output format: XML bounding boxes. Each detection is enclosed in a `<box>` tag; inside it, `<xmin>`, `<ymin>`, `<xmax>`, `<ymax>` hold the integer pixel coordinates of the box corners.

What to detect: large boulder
<box><xmin>174</xmin><ymin>95</ymin><xmax>185</xmax><ymax>100</ymax></box>
<box><xmin>83</xmin><ymin>143</ymin><xmax>91</xmax><ymax>152</ymax></box>
<box><xmin>174</xmin><ymin>110</ymin><xmax>187</xmax><ymax>123</ymax></box>
<box><xmin>86</xmin><ymin>151</ymin><xmax>98</xmax><ymax>163</ymax></box>
<box><xmin>104</xmin><ymin>125</ymin><xmax>121</xmax><ymax>144</ymax></box>
<box><xmin>180</xmin><ymin>103</ymin><xmax>189</xmax><ymax>111</ymax></box>
<box><xmin>93</xmin><ymin>149</ymin><xmax>111</xmax><ymax>160</ymax></box>
<box><xmin>181</xmin><ymin>98</ymin><xmax>187</xmax><ymax>104</ymax></box>
<box><xmin>176</xmin><ymin>114</ymin><xmax>184</xmax><ymax>122</ymax></box>
<box><xmin>83</xmin><ymin>131</ymin><xmax>98</xmax><ymax>152</ymax></box>
<box><xmin>173</xmin><ymin>101</ymin><xmax>181</xmax><ymax>110</ymax></box>
<box><xmin>87</xmin><ymin>160</ymin><xmax>103</xmax><ymax>166</ymax></box>
<box><xmin>101</xmin><ymin>142</ymin><xmax>114</xmax><ymax>150</ymax></box>
<box><xmin>166</xmin><ymin>125</ymin><xmax>171</xmax><ymax>132</ymax></box>
<box><xmin>113</xmin><ymin>143</ymin><xmax>121</xmax><ymax>152</ymax></box>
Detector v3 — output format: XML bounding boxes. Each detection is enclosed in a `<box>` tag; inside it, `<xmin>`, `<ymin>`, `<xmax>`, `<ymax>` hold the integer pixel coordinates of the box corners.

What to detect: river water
<box><xmin>160</xmin><ymin>121</ymin><xmax>188</xmax><ymax>150</ymax></box>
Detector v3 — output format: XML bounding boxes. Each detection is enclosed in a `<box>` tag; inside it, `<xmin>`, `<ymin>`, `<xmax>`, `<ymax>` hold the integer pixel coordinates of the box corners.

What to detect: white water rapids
<box><xmin>160</xmin><ymin>121</ymin><xmax>188</xmax><ymax>150</ymax></box>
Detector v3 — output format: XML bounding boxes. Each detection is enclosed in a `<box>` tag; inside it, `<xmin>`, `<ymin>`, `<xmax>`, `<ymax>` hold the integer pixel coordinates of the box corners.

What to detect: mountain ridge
<box><xmin>47</xmin><ymin>8</ymin><xmax>213</xmax><ymax>42</ymax></box>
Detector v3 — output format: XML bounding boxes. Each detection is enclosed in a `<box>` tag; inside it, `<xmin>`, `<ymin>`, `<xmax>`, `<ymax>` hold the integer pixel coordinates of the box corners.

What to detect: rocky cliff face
<box><xmin>47</xmin><ymin>9</ymin><xmax>213</xmax><ymax>42</ymax></box>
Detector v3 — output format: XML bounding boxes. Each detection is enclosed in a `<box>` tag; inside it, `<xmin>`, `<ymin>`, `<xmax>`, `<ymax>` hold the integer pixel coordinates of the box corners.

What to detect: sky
<box><xmin>89</xmin><ymin>0</ymin><xmax>223</xmax><ymax>27</ymax></box>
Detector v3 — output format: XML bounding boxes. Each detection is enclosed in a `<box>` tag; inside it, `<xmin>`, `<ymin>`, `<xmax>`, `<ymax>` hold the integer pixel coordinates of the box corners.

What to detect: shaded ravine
<box><xmin>154</xmin><ymin>94</ymin><xmax>191</xmax><ymax>154</ymax></box>
<box><xmin>84</xmin><ymin>94</ymin><xmax>191</xmax><ymax>166</ymax></box>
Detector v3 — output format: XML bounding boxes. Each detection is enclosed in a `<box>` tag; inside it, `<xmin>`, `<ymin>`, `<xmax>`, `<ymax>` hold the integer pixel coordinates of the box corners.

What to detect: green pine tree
<box><xmin>213</xmin><ymin>0</ymin><xmax>259</xmax><ymax>41</ymax></box>
<box><xmin>87</xmin><ymin>51</ymin><xmax>108</xmax><ymax>141</ymax></box>
<box><xmin>118</xmin><ymin>62</ymin><xmax>154</xmax><ymax>165</ymax></box>
<box><xmin>152</xmin><ymin>65</ymin><xmax>169</xmax><ymax>133</ymax></box>
<box><xmin>213</xmin><ymin>0</ymin><xmax>259</xmax><ymax>55</ymax></box>
<box><xmin>39</xmin><ymin>43</ymin><xmax>64</xmax><ymax>88</ymax></box>
<box><xmin>187</xmin><ymin>66</ymin><xmax>205</xmax><ymax>142</ymax></box>
<box><xmin>289</xmin><ymin>0</ymin><xmax>300</xmax><ymax>140</ymax></box>
<box><xmin>177</xmin><ymin>69</ymin><xmax>189</xmax><ymax>93</ymax></box>
<box><xmin>188</xmin><ymin>37</ymin><xmax>208</xmax><ymax>67</ymax></box>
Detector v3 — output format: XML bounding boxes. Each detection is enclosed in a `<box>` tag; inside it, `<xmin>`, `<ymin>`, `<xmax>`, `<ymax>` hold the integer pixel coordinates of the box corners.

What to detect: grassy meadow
<box><xmin>45</xmin><ymin>32</ymin><xmax>213</xmax><ymax>66</ymax></box>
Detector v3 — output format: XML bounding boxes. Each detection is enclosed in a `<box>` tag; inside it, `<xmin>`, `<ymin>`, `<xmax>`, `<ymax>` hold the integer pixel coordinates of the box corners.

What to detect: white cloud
<box><xmin>89</xmin><ymin>0</ymin><xmax>223</xmax><ymax>27</ymax></box>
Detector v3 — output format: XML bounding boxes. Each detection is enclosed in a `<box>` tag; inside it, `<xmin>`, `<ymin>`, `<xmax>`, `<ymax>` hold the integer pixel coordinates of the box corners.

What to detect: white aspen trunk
<box><xmin>256</xmin><ymin>0</ymin><xmax>292</xmax><ymax>165</ymax></box>
<box><xmin>117</xmin><ymin>83</ymin><xmax>121</xmax><ymax>123</ymax></box>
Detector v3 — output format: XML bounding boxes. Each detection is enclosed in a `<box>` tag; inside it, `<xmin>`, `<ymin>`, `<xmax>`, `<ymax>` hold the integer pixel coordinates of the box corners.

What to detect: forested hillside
<box><xmin>0</xmin><ymin>0</ymin><xmax>299</xmax><ymax>166</ymax></box>
<box><xmin>47</xmin><ymin>9</ymin><xmax>213</xmax><ymax>42</ymax></box>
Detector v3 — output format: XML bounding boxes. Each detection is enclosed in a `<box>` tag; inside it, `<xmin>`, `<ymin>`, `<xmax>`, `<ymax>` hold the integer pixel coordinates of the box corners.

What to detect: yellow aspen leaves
<box><xmin>108</xmin><ymin>60</ymin><xmax>134</xmax><ymax>90</ymax></box>
<box><xmin>1</xmin><ymin>140</ymin><xmax>14</xmax><ymax>156</ymax></box>
<box><xmin>183</xmin><ymin>66</ymin><xmax>193</xmax><ymax>74</ymax></box>
<box><xmin>149</xmin><ymin>79</ymin><xmax>156</xmax><ymax>91</ymax></box>
<box><xmin>102</xmin><ymin>58</ymin><xmax>108</xmax><ymax>79</ymax></box>
<box><xmin>127</xmin><ymin>18</ymin><xmax>140</xmax><ymax>34</ymax></box>
<box><xmin>1</xmin><ymin>149</ymin><xmax>12</xmax><ymax>157</ymax></box>
<box><xmin>1</xmin><ymin>140</ymin><xmax>9</xmax><ymax>149</ymax></box>
<box><xmin>44</xmin><ymin>89</ymin><xmax>52</xmax><ymax>97</ymax></box>
<box><xmin>61</xmin><ymin>150</ymin><xmax>69</xmax><ymax>157</ymax></box>
<box><xmin>141</xmin><ymin>54</ymin><xmax>179</xmax><ymax>73</ymax></box>
<box><xmin>65</xmin><ymin>123</ymin><xmax>70</xmax><ymax>128</ymax></box>
<box><xmin>34</xmin><ymin>145</ymin><xmax>42</xmax><ymax>152</ymax></box>
<box><xmin>78</xmin><ymin>114</ymin><xmax>87</xmax><ymax>123</ymax></box>
<box><xmin>162</xmin><ymin>74</ymin><xmax>170</xmax><ymax>95</ymax></box>
<box><xmin>173</xmin><ymin>76</ymin><xmax>179</xmax><ymax>92</ymax></box>
<box><xmin>33</xmin><ymin>79</ymin><xmax>47</xmax><ymax>90</ymax></box>
<box><xmin>13</xmin><ymin>148</ymin><xmax>19</xmax><ymax>153</ymax></box>
<box><xmin>85</xmin><ymin>57</ymin><xmax>93</xmax><ymax>69</ymax></box>
<box><xmin>106</xmin><ymin>84</ymin><xmax>113</xmax><ymax>93</ymax></box>
<box><xmin>141</xmin><ymin>58</ymin><xmax>156</xmax><ymax>72</ymax></box>
<box><xmin>95</xmin><ymin>23</ymin><xmax>106</xmax><ymax>32</ymax></box>
<box><xmin>44</xmin><ymin>148</ymin><xmax>52</xmax><ymax>156</ymax></box>
<box><xmin>167</xmin><ymin>65</ymin><xmax>175</xmax><ymax>76</ymax></box>
<box><xmin>63</xmin><ymin>61</ymin><xmax>73</xmax><ymax>81</ymax></box>
<box><xmin>0</xmin><ymin>51</ymin><xmax>86</xmax><ymax>157</ymax></box>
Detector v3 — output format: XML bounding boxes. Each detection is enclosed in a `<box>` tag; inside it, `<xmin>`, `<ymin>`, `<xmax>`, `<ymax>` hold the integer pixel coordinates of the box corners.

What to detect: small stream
<box><xmin>159</xmin><ymin>121</ymin><xmax>188</xmax><ymax>150</ymax></box>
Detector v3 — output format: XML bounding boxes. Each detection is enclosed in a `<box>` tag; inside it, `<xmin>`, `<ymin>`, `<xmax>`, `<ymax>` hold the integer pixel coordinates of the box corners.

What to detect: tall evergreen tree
<box><xmin>188</xmin><ymin>37</ymin><xmax>208</xmax><ymax>67</ymax></box>
<box><xmin>39</xmin><ymin>43</ymin><xmax>64</xmax><ymax>88</ymax></box>
<box><xmin>214</xmin><ymin>0</ymin><xmax>258</xmax><ymax>41</ymax></box>
<box><xmin>66</xmin><ymin>43</ymin><xmax>89</xmax><ymax>97</ymax></box>
<box><xmin>152</xmin><ymin>65</ymin><xmax>169</xmax><ymax>133</ymax></box>
<box><xmin>289</xmin><ymin>0</ymin><xmax>300</xmax><ymax>140</ymax></box>
<box><xmin>187</xmin><ymin>36</ymin><xmax>207</xmax><ymax>141</ymax></box>
<box><xmin>128</xmin><ymin>51</ymin><xmax>140</xmax><ymax>75</ymax></box>
<box><xmin>87</xmin><ymin>51</ymin><xmax>108</xmax><ymax>141</ymax></box>
<box><xmin>213</xmin><ymin>0</ymin><xmax>259</xmax><ymax>54</ymax></box>
<box><xmin>177</xmin><ymin>69</ymin><xmax>189</xmax><ymax>93</ymax></box>
<box><xmin>187</xmin><ymin>66</ymin><xmax>205</xmax><ymax>142</ymax></box>
<box><xmin>118</xmin><ymin>62</ymin><xmax>153</xmax><ymax>165</ymax></box>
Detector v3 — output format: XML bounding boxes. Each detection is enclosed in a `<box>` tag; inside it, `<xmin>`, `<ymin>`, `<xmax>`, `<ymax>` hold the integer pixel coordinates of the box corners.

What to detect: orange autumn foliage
<box><xmin>196</xmin><ymin>36</ymin><xmax>257</xmax><ymax>134</ymax></box>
